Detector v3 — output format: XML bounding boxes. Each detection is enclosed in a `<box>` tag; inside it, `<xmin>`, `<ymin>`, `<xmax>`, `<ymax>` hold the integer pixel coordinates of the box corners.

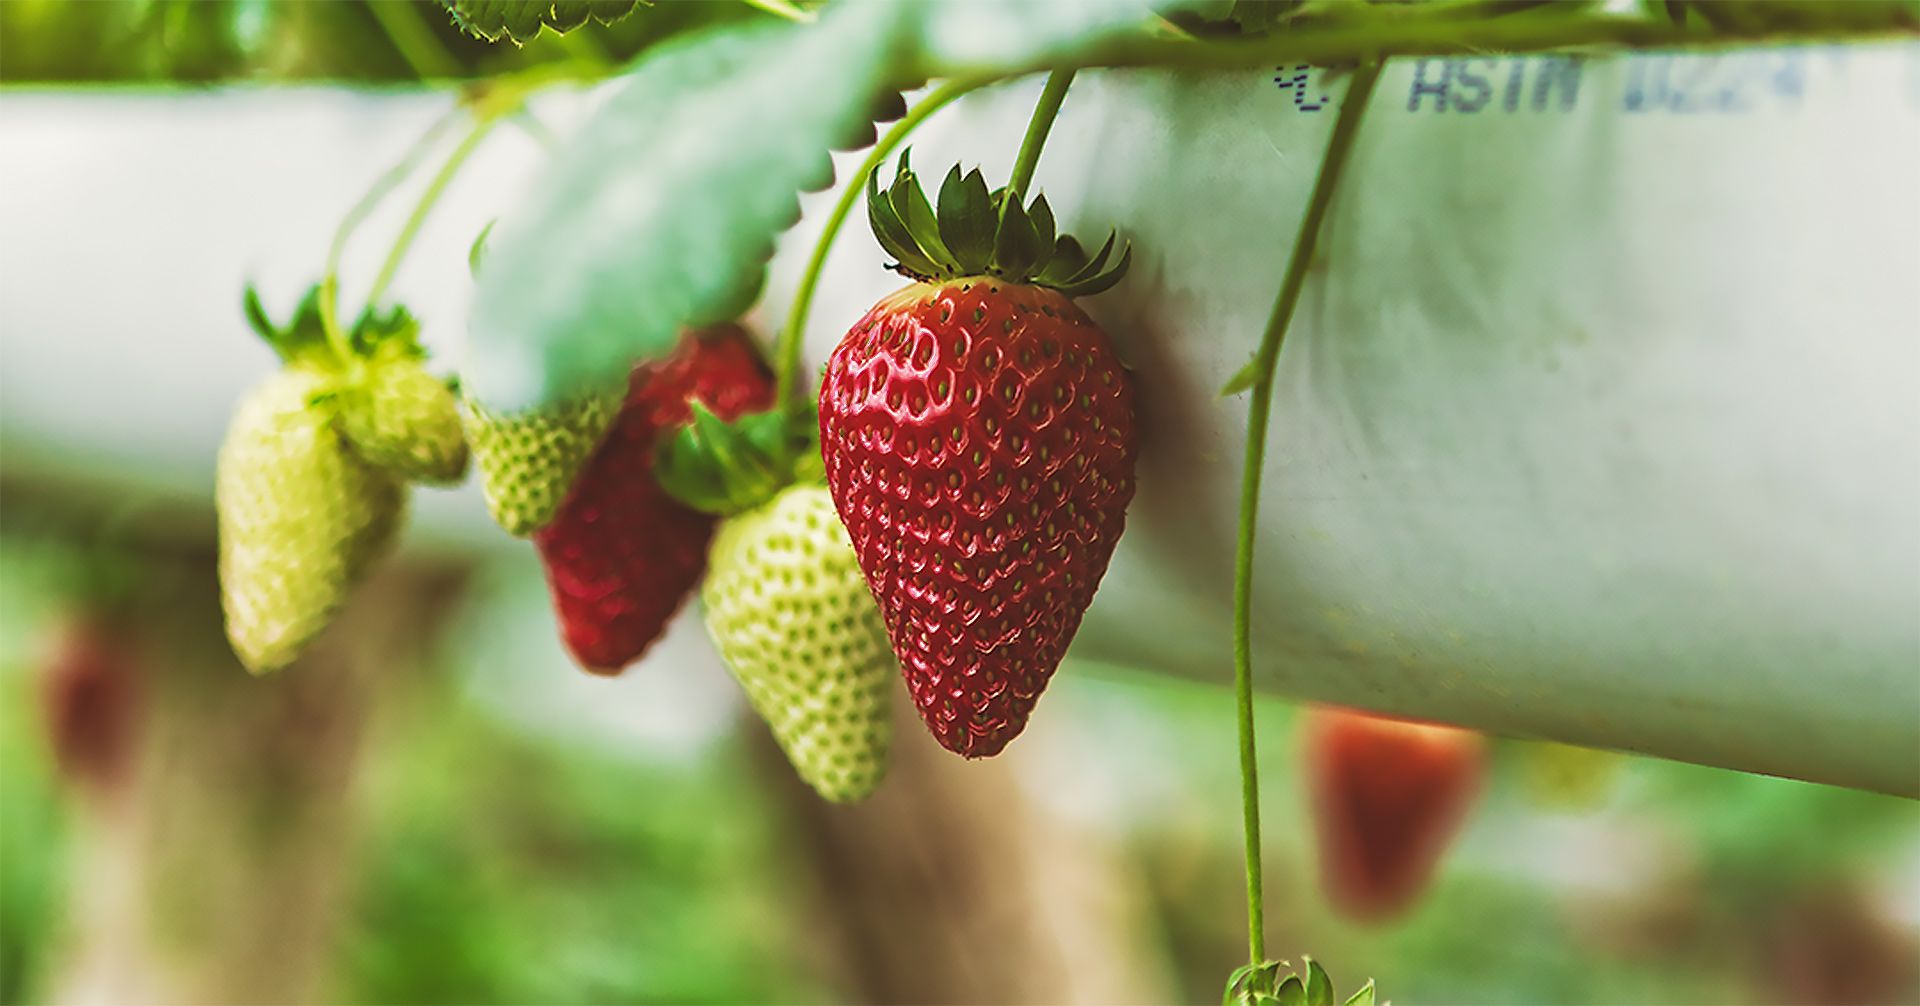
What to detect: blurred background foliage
<box><xmin>0</xmin><ymin>0</ymin><xmax>754</xmax><ymax>84</ymax></box>
<box><xmin>1</xmin><ymin>516</ymin><xmax>1915</xmax><ymax>1004</ymax></box>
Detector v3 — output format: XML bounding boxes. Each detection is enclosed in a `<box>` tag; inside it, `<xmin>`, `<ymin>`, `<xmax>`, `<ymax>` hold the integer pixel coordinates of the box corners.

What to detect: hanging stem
<box><xmin>772</xmin><ymin>77</ymin><xmax>988</xmax><ymax>415</ymax></box>
<box><xmin>1006</xmin><ymin>68</ymin><xmax>1076</xmax><ymax>199</ymax></box>
<box><xmin>366</xmin><ymin>116</ymin><xmax>501</xmax><ymax>309</ymax></box>
<box><xmin>319</xmin><ymin>103</ymin><xmax>464</xmax><ymax>365</ymax></box>
<box><xmin>1231</xmin><ymin>59</ymin><xmax>1383</xmax><ymax>969</ymax></box>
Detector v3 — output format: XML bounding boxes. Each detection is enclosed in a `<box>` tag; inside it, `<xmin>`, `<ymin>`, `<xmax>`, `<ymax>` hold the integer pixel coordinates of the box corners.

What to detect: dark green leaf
<box><xmin>441</xmin><ymin>0</ymin><xmax>644</xmax><ymax>44</ymax></box>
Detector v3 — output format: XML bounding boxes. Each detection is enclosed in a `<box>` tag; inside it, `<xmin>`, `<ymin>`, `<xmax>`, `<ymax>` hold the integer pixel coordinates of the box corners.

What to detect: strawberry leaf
<box><xmin>465</xmin><ymin>6</ymin><xmax>904</xmax><ymax>411</ymax></box>
<box><xmin>465</xmin><ymin>0</ymin><xmax>1174</xmax><ymax>411</ymax></box>
<box><xmin>442</xmin><ymin>0</ymin><xmax>645</xmax><ymax>44</ymax></box>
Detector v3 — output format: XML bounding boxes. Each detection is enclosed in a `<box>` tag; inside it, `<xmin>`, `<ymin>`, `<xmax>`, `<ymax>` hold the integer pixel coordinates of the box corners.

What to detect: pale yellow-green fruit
<box><xmin>217</xmin><ymin>368</ymin><xmax>405</xmax><ymax>674</ymax></box>
<box><xmin>702</xmin><ymin>484</ymin><xmax>894</xmax><ymax>802</ymax></box>
<box><xmin>339</xmin><ymin>355</ymin><xmax>469</xmax><ymax>485</ymax></box>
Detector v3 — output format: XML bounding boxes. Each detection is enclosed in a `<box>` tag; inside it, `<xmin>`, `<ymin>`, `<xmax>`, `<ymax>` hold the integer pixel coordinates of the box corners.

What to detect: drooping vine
<box><xmin>1224</xmin><ymin>59</ymin><xmax>1384</xmax><ymax>1005</ymax></box>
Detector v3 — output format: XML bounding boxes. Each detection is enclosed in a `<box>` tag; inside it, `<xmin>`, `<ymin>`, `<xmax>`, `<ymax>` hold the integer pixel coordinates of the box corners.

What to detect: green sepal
<box><xmin>887</xmin><ymin>151</ymin><xmax>952</xmax><ymax>266</ymax></box>
<box><xmin>1302</xmin><ymin>958</ymin><xmax>1333</xmax><ymax>1006</ymax></box>
<box><xmin>867</xmin><ymin>159</ymin><xmax>942</xmax><ymax>279</ymax></box>
<box><xmin>937</xmin><ymin>166</ymin><xmax>994</xmax><ymax>274</ymax></box>
<box><xmin>241</xmin><ymin>283</ymin><xmax>422</xmax><ymax>369</ymax></box>
<box><xmin>865</xmin><ymin>155</ymin><xmax>1132</xmax><ymax>298</ymax></box>
<box><xmin>1273</xmin><ymin>976</ymin><xmax>1306</xmax><ymax>1006</ymax></box>
<box><xmin>1342</xmin><ymin>980</ymin><xmax>1376</xmax><ymax>1006</ymax></box>
<box><xmin>654</xmin><ymin>403</ymin><xmax>819</xmax><ymax>516</ymax></box>
<box><xmin>991</xmin><ymin>188</ymin><xmax>1041</xmax><ymax>279</ymax></box>
<box><xmin>469</xmin><ymin>220</ymin><xmax>496</xmax><ymax>277</ymax></box>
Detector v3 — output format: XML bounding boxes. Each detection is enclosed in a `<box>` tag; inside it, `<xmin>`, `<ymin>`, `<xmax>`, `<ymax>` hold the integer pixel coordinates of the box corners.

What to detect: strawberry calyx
<box><xmin>866</xmin><ymin>150</ymin><xmax>1131</xmax><ymax>298</ymax></box>
<box><xmin>242</xmin><ymin>283</ymin><xmax>424</xmax><ymax>373</ymax></box>
<box><xmin>654</xmin><ymin>404</ymin><xmax>823</xmax><ymax>516</ymax></box>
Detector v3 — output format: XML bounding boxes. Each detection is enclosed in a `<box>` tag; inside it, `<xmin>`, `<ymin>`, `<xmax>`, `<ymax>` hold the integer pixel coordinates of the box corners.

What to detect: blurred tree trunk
<box><xmin>751</xmin><ymin>704</ymin><xmax>1180</xmax><ymax>1006</ymax></box>
<box><xmin>43</xmin><ymin>550</ymin><xmax>468</xmax><ymax>1006</ymax></box>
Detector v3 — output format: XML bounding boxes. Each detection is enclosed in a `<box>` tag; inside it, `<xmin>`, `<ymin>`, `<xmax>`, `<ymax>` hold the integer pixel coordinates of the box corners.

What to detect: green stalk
<box><xmin>366</xmin><ymin>116</ymin><xmax>501</xmax><ymax>309</ymax></box>
<box><xmin>1231</xmin><ymin>59</ymin><xmax>1383</xmax><ymax>969</ymax></box>
<box><xmin>772</xmin><ymin>77</ymin><xmax>988</xmax><ymax>415</ymax></box>
<box><xmin>1006</xmin><ymin>68</ymin><xmax>1075</xmax><ymax>199</ymax></box>
<box><xmin>320</xmin><ymin>103</ymin><xmax>464</xmax><ymax>365</ymax></box>
<box><xmin>365</xmin><ymin>0</ymin><xmax>463</xmax><ymax>81</ymax></box>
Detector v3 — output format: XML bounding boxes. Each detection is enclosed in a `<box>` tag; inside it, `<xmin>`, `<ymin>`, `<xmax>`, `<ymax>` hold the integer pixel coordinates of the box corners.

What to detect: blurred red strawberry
<box><xmin>40</xmin><ymin>614</ymin><xmax>145</xmax><ymax>794</ymax></box>
<box><xmin>534</xmin><ymin>325</ymin><xmax>774</xmax><ymax>674</ymax></box>
<box><xmin>1304</xmin><ymin>705</ymin><xmax>1485</xmax><ymax>922</ymax></box>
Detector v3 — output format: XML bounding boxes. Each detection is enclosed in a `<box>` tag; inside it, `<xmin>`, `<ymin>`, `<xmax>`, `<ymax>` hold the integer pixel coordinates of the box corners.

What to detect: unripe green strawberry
<box><xmin>218</xmin><ymin>368</ymin><xmax>405</xmax><ymax>674</ymax></box>
<box><xmin>702</xmin><ymin>484</ymin><xmax>893</xmax><ymax>802</ymax></box>
<box><xmin>462</xmin><ymin>392</ymin><xmax>618</xmax><ymax>537</ymax></box>
<box><xmin>340</xmin><ymin>349</ymin><xmax>468</xmax><ymax>485</ymax></box>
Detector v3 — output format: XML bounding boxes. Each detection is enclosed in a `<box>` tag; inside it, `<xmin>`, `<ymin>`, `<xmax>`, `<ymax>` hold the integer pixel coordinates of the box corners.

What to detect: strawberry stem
<box><xmin>320</xmin><ymin>103</ymin><xmax>464</xmax><ymax>368</ymax></box>
<box><xmin>1230</xmin><ymin>58</ymin><xmax>1383</xmax><ymax>970</ymax></box>
<box><xmin>773</xmin><ymin>77</ymin><xmax>988</xmax><ymax>418</ymax></box>
<box><xmin>1005</xmin><ymin>68</ymin><xmax>1074</xmax><ymax>201</ymax></box>
<box><xmin>366</xmin><ymin>115</ymin><xmax>500</xmax><ymax>310</ymax></box>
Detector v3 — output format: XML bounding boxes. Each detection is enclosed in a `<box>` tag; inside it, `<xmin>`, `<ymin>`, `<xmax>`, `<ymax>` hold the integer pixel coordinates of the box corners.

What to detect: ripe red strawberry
<box><xmin>534</xmin><ymin>324</ymin><xmax>773</xmax><ymax>674</ymax></box>
<box><xmin>1303</xmin><ymin>705</ymin><xmax>1486</xmax><ymax>922</ymax></box>
<box><xmin>818</xmin><ymin>156</ymin><xmax>1135</xmax><ymax>758</ymax></box>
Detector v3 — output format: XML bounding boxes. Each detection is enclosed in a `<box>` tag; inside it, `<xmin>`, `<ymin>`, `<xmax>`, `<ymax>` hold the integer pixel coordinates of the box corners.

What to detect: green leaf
<box><xmin>468</xmin><ymin>220</ymin><xmax>496</xmax><ymax>278</ymax></box>
<box><xmin>1303</xmin><ymin>958</ymin><xmax>1333</xmax><ymax>1006</ymax></box>
<box><xmin>441</xmin><ymin>0</ymin><xmax>645</xmax><ymax>44</ymax></box>
<box><xmin>1342</xmin><ymin>980</ymin><xmax>1377</xmax><ymax>1006</ymax></box>
<box><xmin>1274</xmin><ymin>975</ymin><xmax>1307</xmax><ymax>1006</ymax></box>
<box><xmin>1220</xmin><ymin>358</ymin><xmax>1259</xmax><ymax>396</ymax></box>
<box><xmin>464</xmin><ymin>5</ymin><xmax>905</xmax><ymax>411</ymax></box>
<box><xmin>465</xmin><ymin>0</ymin><xmax>1177</xmax><ymax>410</ymax></box>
